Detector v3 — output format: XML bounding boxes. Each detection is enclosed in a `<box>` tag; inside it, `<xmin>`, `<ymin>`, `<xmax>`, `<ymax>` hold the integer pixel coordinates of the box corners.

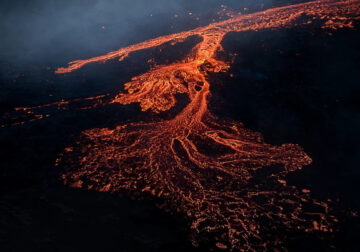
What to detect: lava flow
<box><xmin>24</xmin><ymin>0</ymin><xmax>360</xmax><ymax>250</ymax></box>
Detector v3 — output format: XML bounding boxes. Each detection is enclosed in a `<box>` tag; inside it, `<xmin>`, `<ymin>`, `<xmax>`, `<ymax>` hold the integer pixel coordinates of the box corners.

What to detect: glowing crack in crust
<box><xmin>22</xmin><ymin>0</ymin><xmax>360</xmax><ymax>250</ymax></box>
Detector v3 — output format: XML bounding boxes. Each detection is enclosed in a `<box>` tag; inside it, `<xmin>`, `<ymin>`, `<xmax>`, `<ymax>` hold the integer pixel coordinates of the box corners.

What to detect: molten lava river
<box><xmin>9</xmin><ymin>0</ymin><xmax>360</xmax><ymax>250</ymax></box>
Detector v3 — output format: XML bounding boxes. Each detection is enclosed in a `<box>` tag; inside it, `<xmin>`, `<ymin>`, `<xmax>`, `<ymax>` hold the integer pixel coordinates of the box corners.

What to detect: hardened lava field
<box><xmin>3</xmin><ymin>0</ymin><xmax>360</xmax><ymax>251</ymax></box>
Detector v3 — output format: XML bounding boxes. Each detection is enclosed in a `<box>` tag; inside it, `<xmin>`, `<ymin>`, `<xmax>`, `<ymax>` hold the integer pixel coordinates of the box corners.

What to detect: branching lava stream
<box><xmin>12</xmin><ymin>0</ymin><xmax>360</xmax><ymax>250</ymax></box>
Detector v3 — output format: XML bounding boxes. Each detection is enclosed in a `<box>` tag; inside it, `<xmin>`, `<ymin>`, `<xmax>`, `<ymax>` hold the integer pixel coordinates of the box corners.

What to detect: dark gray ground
<box><xmin>1</xmin><ymin>0</ymin><xmax>359</xmax><ymax>251</ymax></box>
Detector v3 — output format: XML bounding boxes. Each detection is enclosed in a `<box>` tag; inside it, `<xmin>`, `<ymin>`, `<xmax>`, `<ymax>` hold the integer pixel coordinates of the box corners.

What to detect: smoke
<box><xmin>0</xmin><ymin>0</ymin><xmax>280</xmax><ymax>70</ymax></box>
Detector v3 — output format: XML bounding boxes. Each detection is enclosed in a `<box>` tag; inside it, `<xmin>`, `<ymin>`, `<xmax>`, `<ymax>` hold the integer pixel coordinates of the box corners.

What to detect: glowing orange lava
<box><xmin>7</xmin><ymin>0</ymin><xmax>360</xmax><ymax>250</ymax></box>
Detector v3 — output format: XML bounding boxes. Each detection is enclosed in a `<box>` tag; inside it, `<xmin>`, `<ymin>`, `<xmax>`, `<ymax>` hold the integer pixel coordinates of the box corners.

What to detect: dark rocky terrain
<box><xmin>1</xmin><ymin>0</ymin><xmax>359</xmax><ymax>251</ymax></box>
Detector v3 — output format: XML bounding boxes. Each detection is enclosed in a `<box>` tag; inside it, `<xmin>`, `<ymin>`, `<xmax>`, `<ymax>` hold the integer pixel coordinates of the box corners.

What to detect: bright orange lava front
<box><xmin>11</xmin><ymin>0</ymin><xmax>360</xmax><ymax>250</ymax></box>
